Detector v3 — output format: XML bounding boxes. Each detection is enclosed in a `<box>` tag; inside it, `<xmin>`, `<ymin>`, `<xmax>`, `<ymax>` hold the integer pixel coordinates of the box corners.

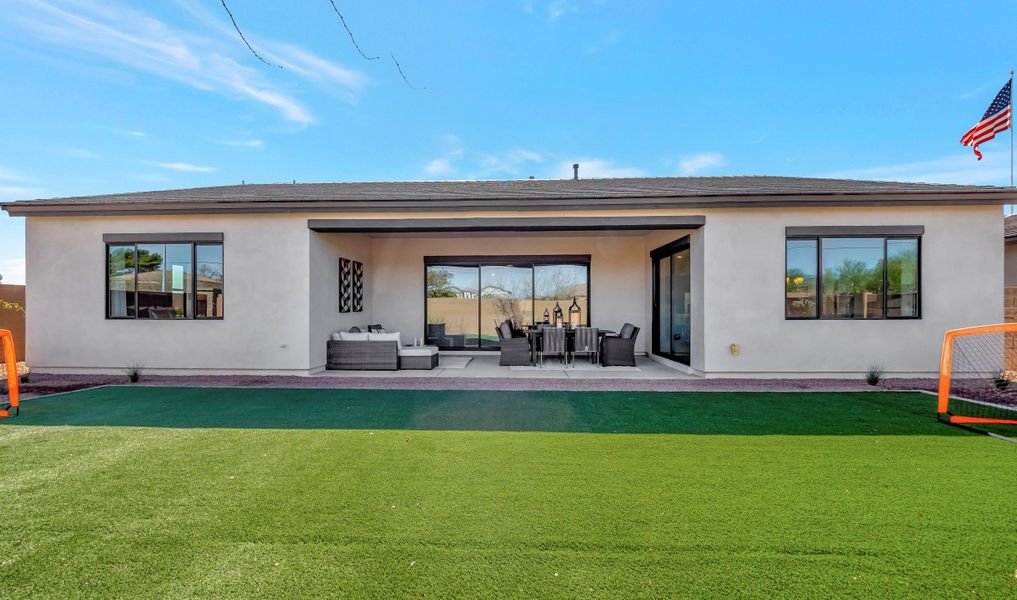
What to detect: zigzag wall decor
<box><xmin>352</xmin><ymin>261</ymin><xmax>364</xmax><ymax>312</ymax></box>
<box><xmin>338</xmin><ymin>258</ymin><xmax>353</xmax><ymax>313</ymax></box>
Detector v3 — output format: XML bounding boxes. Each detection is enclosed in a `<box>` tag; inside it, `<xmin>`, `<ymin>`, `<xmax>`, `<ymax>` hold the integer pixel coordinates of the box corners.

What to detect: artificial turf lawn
<box><xmin>0</xmin><ymin>387</ymin><xmax>1015</xmax><ymax>598</ymax></box>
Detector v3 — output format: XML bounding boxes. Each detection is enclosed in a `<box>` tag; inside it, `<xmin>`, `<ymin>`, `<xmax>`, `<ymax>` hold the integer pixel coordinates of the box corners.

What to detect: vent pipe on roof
<box><xmin>573</xmin><ymin>163</ymin><xmax>579</xmax><ymax>180</ymax></box>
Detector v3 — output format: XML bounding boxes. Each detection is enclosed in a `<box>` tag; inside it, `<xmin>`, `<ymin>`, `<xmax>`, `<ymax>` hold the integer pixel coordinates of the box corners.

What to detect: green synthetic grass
<box><xmin>1</xmin><ymin>387</ymin><xmax>1015</xmax><ymax>598</ymax></box>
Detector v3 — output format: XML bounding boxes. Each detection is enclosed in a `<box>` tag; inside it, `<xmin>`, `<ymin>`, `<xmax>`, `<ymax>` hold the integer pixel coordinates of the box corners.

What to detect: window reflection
<box><xmin>106</xmin><ymin>241</ymin><xmax>223</xmax><ymax>320</ymax></box>
<box><xmin>886</xmin><ymin>239</ymin><xmax>919</xmax><ymax>318</ymax></box>
<box><xmin>821</xmin><ymin>238</ymin><xmax>884</xmax><ymax>319</ymax></box>
<box><xmin>196</xmin><ymin>244</ymin><xmax>224</xmax><ymax>318</ymax></box>
<box><xmin>785</xmin><ymin>239</ymin><xmax>817</xmax><ymax>318</ymax></box>
<box><xmin>424</xmin><ymin>260</ymin><xmax>590</xmax><ymax>350</ymax></box>
<box><xmin>425</xmin><ymin>266</ymin><xmax>479</xmax><ymax>348</ymax></box>
<box><xmin>534</xmin><ymin>264</ymin><xmax>587</xmax><ymax>325</ymax></box>
<box><xmin>107</xmin><ymin>245</ymin><xmax>136</xmax><ymax>318</ymax></box>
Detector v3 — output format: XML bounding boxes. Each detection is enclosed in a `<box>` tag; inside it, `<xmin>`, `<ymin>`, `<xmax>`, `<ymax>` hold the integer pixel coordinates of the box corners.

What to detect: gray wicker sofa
<box><xmin>326</xmin><ymin>333</ymin><xmax>399</xmax><ymax>370</ymax></box>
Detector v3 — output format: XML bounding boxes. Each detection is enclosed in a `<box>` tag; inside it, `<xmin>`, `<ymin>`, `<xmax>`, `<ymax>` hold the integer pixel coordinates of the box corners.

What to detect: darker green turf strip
<box><xmin>1</xmin><ymin>388</ymin><xmax>1016</xmax><ymax>598</ymax></box>
<box><xmin>8</xmin><ymin>385</ymin><xmax>1009</xmax><ymax>435</ymax></box>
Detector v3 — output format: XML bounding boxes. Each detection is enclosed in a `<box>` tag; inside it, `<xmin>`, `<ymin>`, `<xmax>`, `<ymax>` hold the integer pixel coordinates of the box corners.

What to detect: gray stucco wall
<box><xmin>698</xmin><ymin>206</ymin><xmax>1003</xmax><ymax>377</ymax></box>
<box><xmin>20</xmin><ymin>204</ymin><xmax>1005</xmax><ymax>377</ymax></box>
<box><xmin>26</xmin><ymin>214</ymin><xmax>313</xmax><ymax>374</ymax></box>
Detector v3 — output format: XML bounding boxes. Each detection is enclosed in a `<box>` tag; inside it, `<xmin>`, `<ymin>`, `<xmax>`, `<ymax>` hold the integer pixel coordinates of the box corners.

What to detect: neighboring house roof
<box><xmin>3</xmin><ymin>176</ymin><xmax>1016</xmax><ymax>216</ymax></box>
<box><xmin>1006</xmin><ymin>214</ymin><xmax>1017</xmax><ymax>242</ymax></box>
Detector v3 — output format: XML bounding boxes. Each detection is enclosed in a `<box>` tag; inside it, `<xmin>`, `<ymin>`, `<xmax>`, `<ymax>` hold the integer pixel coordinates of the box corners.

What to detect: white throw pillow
<box><xmin>331</xmin><ymin>332</ymin><xmax>342</xmax><ymax>341</ymax></box>
<box><xmin>340</xmin><ymin>332</ymin><xmax>369</xmax><ymax>341</ymax></box>
<box><xmin>368</xmin><ymin>331</ymin><xmax>401</xmax><ymax>343</ymax></box>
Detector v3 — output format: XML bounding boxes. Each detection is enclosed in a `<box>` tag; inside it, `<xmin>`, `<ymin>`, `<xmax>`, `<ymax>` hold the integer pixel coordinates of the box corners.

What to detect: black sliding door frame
<box><xmin>650</xmin><ymin>236</ymin><xmax>692</xmax><ymax>365</ymax></box>
<box><xmin>424</xmin><ymin>255</ymin><xmax>591</xmax><ymax>351</ymax></box>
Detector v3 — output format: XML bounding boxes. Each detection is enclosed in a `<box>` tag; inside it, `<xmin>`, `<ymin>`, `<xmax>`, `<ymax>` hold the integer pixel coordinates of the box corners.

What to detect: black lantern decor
<box><xmin>552</xmin><ymin>302</ymin><xmax>564</xmax><ymax>326</ymax></box>
<box><xmin>568</xmin><ymin>297</ymin><xmax>581</xmax><ymax>326</ymax></box>
<box><xmin>543</xmin><ymin>308</ymin><xmax>550</xmax><ymax>324</ymax></box>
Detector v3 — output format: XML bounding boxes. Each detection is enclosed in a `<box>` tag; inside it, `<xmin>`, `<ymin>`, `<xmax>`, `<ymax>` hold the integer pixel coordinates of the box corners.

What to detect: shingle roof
<box><xmin>1006</xmin><ymin>214</ymin><xmax>1017</xmax><ymax>239</ymax></box>
<box><xmin>2</xmin><ymin>176</ymin><xmax>1014</xmax><ymax>216</ymax></box>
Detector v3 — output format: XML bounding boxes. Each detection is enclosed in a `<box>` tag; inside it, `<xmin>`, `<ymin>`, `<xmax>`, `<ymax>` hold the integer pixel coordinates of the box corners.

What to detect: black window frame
<box><xmin>423</xmin><ymin>255</ymin><xmax>592</xmax><ymax>351</ymax></box>
<box><xmin>785</xmin><ymin>234</ymin><xmax>921</xmax><ymax>321</ymax></box>
<box><xmin>105</xmin><ymin>238</ymin><xmax>224</xmax><ymax>321</ymax></box>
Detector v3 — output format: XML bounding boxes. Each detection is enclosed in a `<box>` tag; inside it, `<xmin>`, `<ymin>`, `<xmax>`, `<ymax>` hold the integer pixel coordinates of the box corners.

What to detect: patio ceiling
<box><xmin>307</xmin><ymin>215</ymin><xmax>705</xmax><ymax>233</ymax></box>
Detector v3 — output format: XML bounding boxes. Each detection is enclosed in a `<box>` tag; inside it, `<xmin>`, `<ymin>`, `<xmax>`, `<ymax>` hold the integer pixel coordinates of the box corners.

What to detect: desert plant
<box><xmin>126</xmin><ymin>363</ymin><xmax>144</xmax><ymax>383</ymax></box>
<box><xmin>993</xmin><ymin>371</ymin><xmax>1011</xmax><ymax>391</ymax></box>
<box><xmin>0</xmin><ymin>299</ymin><xmax>24</xmax><ymax>313</ymax></box>
<box><xmin>865</xmin><ymin>364</ymin><xmax>886</xmax><ymax>386</ymax></box>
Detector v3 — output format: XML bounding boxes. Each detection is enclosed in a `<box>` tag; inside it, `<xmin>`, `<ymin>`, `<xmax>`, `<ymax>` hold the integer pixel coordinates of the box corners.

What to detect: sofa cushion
<box><xmin>340</xmin><ymin>331</ymin><xmax>369</xmax><ymax>341</ymax></box>
<box><xmin>619</xmin><ymin>323</ymin><xmax>636</xmax><ymax>339</ymax></box>
<box><xmin>398</xmin><ymin>346</ymin><xmax>438</xmax><ymax>357</ymax></box>
<box><xmin>331</xmin><ymin>332</ymin><xmax>342</xmax><ymax>341</ymax></box>
<box><xmin>368</xmin><ymin>331</ymin><xmax>401</xmax><ymax>343</ymax></box>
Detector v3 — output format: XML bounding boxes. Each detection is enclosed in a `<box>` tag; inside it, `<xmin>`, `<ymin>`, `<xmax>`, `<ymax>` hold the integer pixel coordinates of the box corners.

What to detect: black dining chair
<box><xmin>540</xmin><ymin>327</ymin><xmax>567</xmax><ymax>366</ymax></box>
<box><xmin>572</xmin><ymin>326</ymin><xmax>599</xmax><ymax>365</ymax></box>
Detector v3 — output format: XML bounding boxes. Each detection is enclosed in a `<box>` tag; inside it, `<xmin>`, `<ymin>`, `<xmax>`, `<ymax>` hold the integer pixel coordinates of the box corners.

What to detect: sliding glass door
<box><xmin>480</xmin><ymin>266</ymin><xmax>534</xmax><ymax>348</ymax></box>
<box><xmin>425</xmin><ymin>256</ymin><xmax>590</xmax><ymax>350</ymax></box>
<box><xmin>651</xmin><ymin>237</ymin><xmax>691</xmax><ymax>365</ymax></box>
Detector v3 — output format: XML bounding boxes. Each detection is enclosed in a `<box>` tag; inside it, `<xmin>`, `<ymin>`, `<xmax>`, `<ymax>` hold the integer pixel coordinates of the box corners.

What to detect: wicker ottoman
<box><xmin>398</xmin><ymin>346</ymin><xmax>439</xmax><ymax>370</ymax></box>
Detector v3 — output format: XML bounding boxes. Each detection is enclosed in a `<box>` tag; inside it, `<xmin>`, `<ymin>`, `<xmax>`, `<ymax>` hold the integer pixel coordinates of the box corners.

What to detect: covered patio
<box><xmin>309</xmin><ymin>214</ymin><xmax>705</xmax><ymax>377</ymax></box>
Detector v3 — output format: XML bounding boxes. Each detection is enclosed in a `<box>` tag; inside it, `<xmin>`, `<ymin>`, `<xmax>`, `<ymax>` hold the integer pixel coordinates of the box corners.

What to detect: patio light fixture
<box><xmin>568</xmin><ymin>297</ymin><xmax>581</xmax><ymax>326</ymax></box>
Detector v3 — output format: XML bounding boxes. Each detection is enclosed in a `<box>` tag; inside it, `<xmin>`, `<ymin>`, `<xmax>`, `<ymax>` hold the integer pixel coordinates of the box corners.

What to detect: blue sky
<box><xmin>1</xmin><ymin>0</ymin><xmax>1015</xmax><ymax>284</ymax></box>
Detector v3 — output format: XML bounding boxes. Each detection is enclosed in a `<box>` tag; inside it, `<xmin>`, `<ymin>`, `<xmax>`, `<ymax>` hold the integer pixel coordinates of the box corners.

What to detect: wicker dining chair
<box><xmin>540</xmin><ymin>327</ymin><xmax>567</xmax><ymax>366</ymax></box>
<box><xmin>572</xmin><ymin>326</ymin><xmax>599</xmax><ymax>365</ymax></box>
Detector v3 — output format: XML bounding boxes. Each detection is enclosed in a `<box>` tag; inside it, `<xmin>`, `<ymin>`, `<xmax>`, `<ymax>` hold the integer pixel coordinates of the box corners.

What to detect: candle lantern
<box><xmin>543</xmin><ymin>308</ymin><xmax>550</xmax><ymax>324</ymax></box>
<box><xmin>568</xmin><ymin>297</ymin><xmax>581</xmax><ymax>326</ymax></box>
<box><xmin>552</xmin><ymin>302</ymin><xmax>564</xmax><ymax>327</ymax></box>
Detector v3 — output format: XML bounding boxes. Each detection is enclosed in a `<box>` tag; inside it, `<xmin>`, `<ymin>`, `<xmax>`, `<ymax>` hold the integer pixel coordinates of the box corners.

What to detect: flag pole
<box><xmin>1011</xmin><ymin>69</ymin><xmax>1014</xmax><ymax>189</ymax></box>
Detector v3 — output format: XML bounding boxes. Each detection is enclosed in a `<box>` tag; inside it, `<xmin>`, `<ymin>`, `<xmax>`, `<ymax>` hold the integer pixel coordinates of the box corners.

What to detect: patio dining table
<box><xmin>520</xmin><ymin>326</ymin><xmax>616</xmax><ymax>366</ymax></box>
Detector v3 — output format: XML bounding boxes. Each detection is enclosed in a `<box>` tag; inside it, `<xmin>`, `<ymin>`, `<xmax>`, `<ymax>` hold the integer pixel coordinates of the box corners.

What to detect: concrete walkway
<box><xmin>312</xmin><ymin>354</ymin><xmax>699</xmax><ymax>380</ymax></box>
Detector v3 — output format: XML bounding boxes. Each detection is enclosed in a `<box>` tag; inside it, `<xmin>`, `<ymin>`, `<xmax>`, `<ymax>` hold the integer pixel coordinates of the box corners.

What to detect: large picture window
<box><xmin>786</xmin><ymin>235</ymin><xmax>919</xmax><ymax>320</ymax></box>
<box><xmin>106</xmin><ymin>238</ymin><xmax>224</xmax><ymax>320</ymax></box>
<box><xmin>425</xmin><ymin>256</ymin><xmax>590</xmax><ymax>349</ymax></box>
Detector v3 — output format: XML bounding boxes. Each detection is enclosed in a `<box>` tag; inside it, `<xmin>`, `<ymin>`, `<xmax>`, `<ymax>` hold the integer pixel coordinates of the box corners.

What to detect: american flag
<box><xmin>960</xmin><ymin>79</ymin><xmax>1012</xmax><ymax>160</ymax></box>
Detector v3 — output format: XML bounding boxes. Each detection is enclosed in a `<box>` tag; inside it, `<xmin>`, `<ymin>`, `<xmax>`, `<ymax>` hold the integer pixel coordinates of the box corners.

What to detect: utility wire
<box><xmin>327</xmin><ymin>0</ymin><xmax>379</xmax><ymax>60</ymax></box>
<box><xmin>220</xmin><ymin>0</ymin><xmax>282</xmax><ymax>68</ymax></box>
<box><xmin>391</xmin><ymin>52</ymin><xmax>425</xmax><ymax>90</ymax></box>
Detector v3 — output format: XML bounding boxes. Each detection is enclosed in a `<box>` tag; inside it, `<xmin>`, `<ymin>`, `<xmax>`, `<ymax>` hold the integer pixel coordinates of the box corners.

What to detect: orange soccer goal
<box><xmin>0</xmin><ymin>329</ymin><xmax>18</xmax><ymax>418</ymax></box>
<box><xmin>938</xmin><ymin>323</ymin><xmax>1017</xmax><ymax>427</ymax></box>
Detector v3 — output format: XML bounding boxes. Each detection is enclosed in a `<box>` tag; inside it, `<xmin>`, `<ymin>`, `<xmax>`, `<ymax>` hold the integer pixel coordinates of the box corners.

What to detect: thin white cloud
<box><xmin>0</xmin><ymin>258</ymin><xmax>26</xmax><ymax>286</ymax></box>
<box><xmin>0</xmin><ymin>186</ymin><xmax>42</xmax><ymax>199</ymax></box>
<box><xmin>61</xmin><ymin>147</ymin><xmax>100</xmax><ymax>159</ymax></box>
<box><xmin>548</xmin><ymin>0</ymin><xmax>575</xmax><ymax>21</ymax></box>
<box><xmin>218</xmin><ymin>138</ymin><xmax>264</xmax><ymax>148</ymax></box>
<box><xmin>679</xmin><ymin>152</ymin><xmax>726</xmax><ymax>175</ymax></box>
<box><xmin>0</xmin><ymin>167</ymin><xmax>29</xmax><ymax>182</ymax></box>
<box><xmin>422</xmin><ymin>134</ymin><xmax>466</xmax><ymax>176</ymax></box>
<box><xmin>586</xmin><ymin>30</ymin><xmax>622</xmax><ymax>54</ymax></box>
<box><xmin>155</xmin><ymin>161</ymin><xmax>216</xmax><ymax>173</ymax></box>
<box><xmin>13</xmin><ymin>0</ymin><xmax>366</xmax><ymax>126</ymax></box>
<box><xmin>425</xmin><ymin>158</ymin><xmax>453</xmax><ymax>176</ymax></box>
<box><xmin>479</xmin><ymin>149</ymin><xmax>544</xmax><ymax>176</ymax></box>
<box><xmin>821</xmin><ymin>153</ymin><xmax>1011</xmax><ymax>186</ymax></box>
<box><xmin>120</xmin><ymin>130</ymin><xmax>147</xmax><ymax>137</ymax></box>
<box><xmin>557</xmin><ymin>158</ymin><xmax>645</xmax><ymax>179</ymax></box>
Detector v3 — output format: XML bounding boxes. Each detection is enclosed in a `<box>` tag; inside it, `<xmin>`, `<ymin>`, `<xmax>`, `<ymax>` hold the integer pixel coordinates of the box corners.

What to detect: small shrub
<box><xmin>126</xmin><ymin>363</ymin><xmax>144</xmax><ymax>383</ymax></box>
<box><xmin>993</xmin><ymin>371</ymin><xmax>1011</xmax><ymax>391</ymax></box>
<box><xmin>865</xmin><ymin>364</ymin><xmax>886</xmax><ymax>386</ymax></box>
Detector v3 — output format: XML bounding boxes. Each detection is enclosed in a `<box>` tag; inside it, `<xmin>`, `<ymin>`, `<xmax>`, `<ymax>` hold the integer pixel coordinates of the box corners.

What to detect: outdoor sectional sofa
<box><xmin>326</xmin><ymin>331</ymin><xmax>439</xmax><ymax>370</ymax></box>
<box><xmin>326</xmin><ymin>331</ymin><xmax>401</xmax><ymax>370</ymax></box>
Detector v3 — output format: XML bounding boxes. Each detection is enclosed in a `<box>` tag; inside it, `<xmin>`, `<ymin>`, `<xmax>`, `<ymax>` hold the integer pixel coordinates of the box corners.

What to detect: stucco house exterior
<box><xmin>2</xmin><ymin>176</ymin><xmax>1013</xmax><ymax>378</ymax></box>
